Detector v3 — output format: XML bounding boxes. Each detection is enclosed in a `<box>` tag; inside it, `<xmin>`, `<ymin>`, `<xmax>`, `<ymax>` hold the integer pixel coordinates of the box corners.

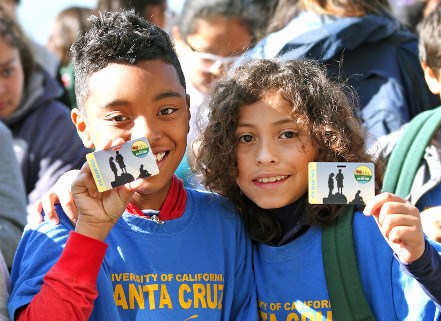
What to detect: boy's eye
<box><xmin>280</xmin><ymin>131</ymin><xmax>298</xmax><ymax>139</ymax></box>
<box><xmin>238</xmin><ymin>134</ymin><xmax>254</xmax><ymax>143</ymax></box>
<box><xmin>111</xmin><ymin>115</ymin><xmax>128</xmax><ymax>122</ymax></box>
<box><xmin>157</xmin><ymin>107</ymin><xmax>175</xmax><ymax>116</ymax></box>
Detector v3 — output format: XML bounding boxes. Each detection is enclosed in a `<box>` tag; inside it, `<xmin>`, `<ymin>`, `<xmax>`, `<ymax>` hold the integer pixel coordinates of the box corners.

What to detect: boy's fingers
<box><xmin>94</xmin><ymin>137</ymin><xmax>126</xmax><ymax>151</ymax></box>
<box><xmin>58</xmin><ymin>193</ymin><xmax>78</xmax><ymax>224</ymax></box>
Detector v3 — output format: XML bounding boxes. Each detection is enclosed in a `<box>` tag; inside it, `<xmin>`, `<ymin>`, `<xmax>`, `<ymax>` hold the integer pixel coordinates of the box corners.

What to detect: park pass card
<box><xmin>86</xmin><ymin>137</ymin><xmax>159</xmax><ymax>192</ymax></box>
<box><xmin>308</xmin><ymin>162</ymin><xmax>375</xmax><ymax>205</ymax></box>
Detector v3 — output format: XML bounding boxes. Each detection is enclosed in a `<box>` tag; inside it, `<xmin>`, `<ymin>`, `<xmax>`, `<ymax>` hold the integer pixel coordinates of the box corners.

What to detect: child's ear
<box><xmin>71</xmin><ymin>108</ymin><xmax>94</xmax><ymax>149</ymax></box>
<box><xmin>421</xmin><ymin>62</ymin><xmax>441</xmax><ymax>95</ymax></box>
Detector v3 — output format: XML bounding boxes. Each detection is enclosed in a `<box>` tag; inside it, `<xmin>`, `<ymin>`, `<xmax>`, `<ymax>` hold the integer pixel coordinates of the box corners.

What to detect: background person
<box><xmin>238</xmin><ymin>0</ymin><xmax>440</xmax><ymax>141</ymax></box>
<box><xmin>0</xmin><ymin>6</ymin><xmax>88</xmax><ymax>214</ymax></box>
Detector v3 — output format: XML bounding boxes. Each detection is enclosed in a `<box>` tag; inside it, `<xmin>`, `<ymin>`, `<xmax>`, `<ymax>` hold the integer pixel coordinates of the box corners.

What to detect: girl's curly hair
<box><xmin>194</xmin><ymin>58</ymin><xmax>384</xmax><ymax>244</ymax></box>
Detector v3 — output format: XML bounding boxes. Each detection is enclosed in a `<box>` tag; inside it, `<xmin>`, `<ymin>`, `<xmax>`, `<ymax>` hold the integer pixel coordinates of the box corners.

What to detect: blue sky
<box><xmin>17</xmin><ymin>0</ymin><xmax>184</xmax><ymax>45</ymax></box>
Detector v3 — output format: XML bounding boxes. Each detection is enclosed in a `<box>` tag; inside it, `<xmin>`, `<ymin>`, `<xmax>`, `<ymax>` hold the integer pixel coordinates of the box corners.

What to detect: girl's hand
<box><xmin>363</xmin><ymin>192</ymin><xmax>425</xmax><ymax>263</ymax></box>
<box><xmin>30</xmin><ymin>138</ymin><xmax>127</xmax><ymax>226</ymax></box>
<box><xmin>72</xmin><ymin>161</ymin><xmax>142</xmax><ymax>241</ymax></box>
<box><xmin>31</xmin><ymin>170</ymin><xmax>80</xmax><ymax>225</ymax></box>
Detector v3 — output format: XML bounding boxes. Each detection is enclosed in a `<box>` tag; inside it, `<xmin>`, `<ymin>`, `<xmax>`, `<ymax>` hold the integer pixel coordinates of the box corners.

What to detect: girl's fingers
<box><xmin>377</xmin><ymin>201</ymin><xmax>419</xmax><ymax>227</ymax></box>
<box><xmin>30</xmin><ymin>199</ymin><xmax>44</xmax><ymax>223</ymax></box>
<box><xmin>41</xmin><ymin>192</ymin><xmax>61</xmax><ymax>225</ymax></box>
<box><xmin>363</xmin><ymin>192</ymin><xmax>407</xmax><ymax>217</ymax></box>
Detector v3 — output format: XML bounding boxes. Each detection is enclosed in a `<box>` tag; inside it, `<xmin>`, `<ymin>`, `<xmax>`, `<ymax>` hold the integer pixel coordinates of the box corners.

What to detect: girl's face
<box><xmin>182</xmin><ymin>15</ymin><xmax>252</xmax><ymax>94</ymax></box>
<box><xmin>0</xmin><ymin>38</ymin><xmax>24</xmax><ymax>119</ymax></box>
<box><xmin>235</xmin><ymin>91</ymin><xmax>318</xmax><ymax>209</ymax></box>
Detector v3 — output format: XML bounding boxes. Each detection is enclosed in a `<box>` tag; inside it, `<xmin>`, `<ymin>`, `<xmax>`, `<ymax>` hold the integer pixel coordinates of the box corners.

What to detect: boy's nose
<box><xmin>133</xmin><ymin>118</ymin><xmax>161</xmax><ymax>142</ymax></box>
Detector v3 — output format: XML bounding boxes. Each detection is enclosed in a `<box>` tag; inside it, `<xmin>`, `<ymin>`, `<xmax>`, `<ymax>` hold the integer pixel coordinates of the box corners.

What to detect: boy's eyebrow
<box><xmin>153</xmin><ymin>90</ymin><xmax>184</xmax><ymax>102</ymax></box>
<box><xmin>98</xmin><ymin>91</ymin><xmax>184</xmax><ymax>109</ymax></box>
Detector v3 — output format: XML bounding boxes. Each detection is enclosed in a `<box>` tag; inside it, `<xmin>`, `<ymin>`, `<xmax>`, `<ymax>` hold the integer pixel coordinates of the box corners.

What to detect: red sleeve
<box><xmin>16</xmin><ymin>231</ymin><xmax>108</xmax><ymax>321</ymax></box>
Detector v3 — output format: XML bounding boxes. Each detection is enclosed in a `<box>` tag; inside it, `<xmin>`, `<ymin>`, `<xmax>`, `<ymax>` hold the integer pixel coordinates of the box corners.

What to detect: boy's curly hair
<box><xmin>70</xmin><ymin>10</ymin><xmax>185</xmax><ymax>110</ymax></box>
<box><xmin>195</xmin><ymin>58</ymin><xmax>384</xmax><ymax>243</ymax></box>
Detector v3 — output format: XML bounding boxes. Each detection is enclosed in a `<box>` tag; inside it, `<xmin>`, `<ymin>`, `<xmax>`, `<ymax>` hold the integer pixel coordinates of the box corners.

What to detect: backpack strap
<box><xmin>382</xmin><ymin>107</ymin><xmax>441</xmax><ymax>197</ymax></box>
<box><xmin>322</xmin><ymin>205</ymin><xmax>375</xmax><ymax>321</ymax></box>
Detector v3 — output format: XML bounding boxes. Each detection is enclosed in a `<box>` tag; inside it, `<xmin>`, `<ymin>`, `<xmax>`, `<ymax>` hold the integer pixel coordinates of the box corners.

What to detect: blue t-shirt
<box><xmin>9</xmin><ymin>189</ymin><xmax>257</xmax><ymax>320</ymax></box>
<box><xmin>253</xmin><ymin>211</ymin><xmax>441</xmax><ymax>320</ymax></box>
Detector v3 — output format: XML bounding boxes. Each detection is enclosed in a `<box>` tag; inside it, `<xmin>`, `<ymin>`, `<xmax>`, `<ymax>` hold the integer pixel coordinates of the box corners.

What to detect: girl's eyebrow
<box><xmin>0</xmin><ymin>57</ymin><xmax>15</xmax><ymax>68</ymax></box>
<box><xmin>237</xmin><ymin>118</ymin><xmax>296</xmax><ymax>127</ymax></box>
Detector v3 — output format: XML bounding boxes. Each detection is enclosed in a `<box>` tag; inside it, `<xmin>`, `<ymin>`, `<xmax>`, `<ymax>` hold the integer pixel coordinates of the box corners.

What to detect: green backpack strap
<box><xmin>322</xmin><ymin>205</ymin><xmax>375</xmax><ymax>321</ymax></box>
<box><xmin>382</xmin><ymin>106</ymin><xmax>441</xmax><ymax>197</ymax></box>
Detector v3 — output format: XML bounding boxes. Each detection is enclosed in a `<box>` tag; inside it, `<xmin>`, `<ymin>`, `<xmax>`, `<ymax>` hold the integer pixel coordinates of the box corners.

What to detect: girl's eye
<box><xmin>280</xmin><ymin>131</ymin><xmax>298</xmax><ymax>139</ymax></box>
<box><xmin>238</xmin><ymin>134</ymin><xmax>254</xmax><ymax>143</ymax></box>
<box><xmin>158</xmin><ymin>107</ymin><xmax>175</xmax><ymax>116</ymax></box>
<box><xmin>1</xmin><ymin>67</ymin><xmax>13</xmax><ymax>77</ymax></box>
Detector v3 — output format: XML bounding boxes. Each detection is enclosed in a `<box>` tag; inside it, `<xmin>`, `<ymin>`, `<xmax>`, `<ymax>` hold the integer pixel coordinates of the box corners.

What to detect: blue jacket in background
<box><xmin>2</xmin><ymin>67</ymin><xmax>88</xmax><ymax>213</ymax></box>
<box><xmin>243</xmin><ymin>11</ymin><xmax>440</xmax><ymax>139</ymax></box>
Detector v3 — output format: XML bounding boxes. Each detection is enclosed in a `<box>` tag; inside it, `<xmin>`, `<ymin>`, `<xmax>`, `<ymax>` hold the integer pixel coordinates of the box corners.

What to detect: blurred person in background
<box><xmin>171</xmin><ymin>0</ymin><xmax>258</xmax><ymax>187</ymax></box>
<box><xmin>391</xmin><ymin>0</ymin><xmax>441</xmax><ymax>33</ymax></box>
<box><xmin>0</xmin><ymin>0</ymin><xmax>59</xmax><ymax>77</ymax></box>
<box><xmin>95</xmin><ymin>0</ymin><xmax>168</xmax><ymax>29</ymax></box>
<box><xmin>239</xmin><ymin>0</ymin><xmax>440</xmax><ymax>142</ymax></box>
<box><xmin>46</xmin><ymin>6</ymin><xmax>93</xmax><ymax>109</ymax></box>
<box><xmin>0</xmin><ymin>121</ymin><xmax>26</xmax><ymax>270</ymax></box>
<box><xmin>0</xmin><ymin>6</ymin><xmax>88</xmax><ymax>215</ymax></box>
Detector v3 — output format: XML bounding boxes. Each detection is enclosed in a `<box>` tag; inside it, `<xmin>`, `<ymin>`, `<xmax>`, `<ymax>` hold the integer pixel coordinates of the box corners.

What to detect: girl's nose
<box><xmin>256</xmin><ymin>140</ymin><xmax>278</xmax><ymax>165</ymax></box>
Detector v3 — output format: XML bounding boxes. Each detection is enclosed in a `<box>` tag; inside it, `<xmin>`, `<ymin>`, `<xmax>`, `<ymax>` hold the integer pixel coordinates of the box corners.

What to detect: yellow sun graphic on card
<box><xmin>131</xmin><ymin>140</ymin><xmax>149</xmax><ymax>158</ymax></box>
<box><xmin>354</xmin><ymin>165</ymin><xmax>373</xmax><ymax>184</ymax></box>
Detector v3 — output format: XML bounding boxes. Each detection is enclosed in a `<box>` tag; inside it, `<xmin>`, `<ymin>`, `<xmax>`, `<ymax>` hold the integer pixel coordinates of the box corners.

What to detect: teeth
<box><xmin>257</xmin><ymin>176</ymin><xmax>287</xmax><ymax>183</ymax></box>
<box><xmin>154</xmin><ymin>152</ymin><xmax>166</xmax><ymax>162</ymax></box>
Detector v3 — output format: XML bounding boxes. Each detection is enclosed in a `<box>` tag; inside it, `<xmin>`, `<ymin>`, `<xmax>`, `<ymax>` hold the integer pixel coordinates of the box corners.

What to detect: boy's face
<box><xmin>235</xmin><ymin>91</ymin><xmax>318</xmax><ymax>209</ymax></box>
<box><xmin>72</xmin><ymin>59</ymin><xmax>190</xmax><ymax>208</ymax></box>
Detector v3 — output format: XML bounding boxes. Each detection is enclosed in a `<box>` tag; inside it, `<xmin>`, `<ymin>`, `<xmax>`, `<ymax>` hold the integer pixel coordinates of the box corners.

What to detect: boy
<box><xmin>374</xmin><ymin>2</ymin><xmax>441</xmax><ymax>308</ymax></box>
<box><xmin>378</xmin><ymin>3</ymin><xmax>441</xmax><ymax>242</ymax></box>
<box><xmin>8</xmin><ymin>10</ymin><xmax>256</xmax><ymax>321</ymax></box>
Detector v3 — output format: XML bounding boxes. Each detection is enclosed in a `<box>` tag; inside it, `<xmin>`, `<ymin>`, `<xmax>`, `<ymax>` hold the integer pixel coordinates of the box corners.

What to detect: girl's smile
<box><xmin>235</xmin><ymin>91</ymin><xmax>318</xmax><ymax>209</ymax></box>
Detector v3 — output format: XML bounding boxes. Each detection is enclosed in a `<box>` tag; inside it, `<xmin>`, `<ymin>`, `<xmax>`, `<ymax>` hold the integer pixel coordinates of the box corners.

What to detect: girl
<box><xmin>0</xmin><ymin>7</ymin><xmax>87</xmax><ymax>213</ymax></box>
<box><xmin>195</xmin><ymin>58</ymin><xmax>441</xmax><ymax>320</ymax></box>
<box><xmin>46</xmin><ymin>6</ymin><xmax>93</xmax><ymax>109</ymax></box>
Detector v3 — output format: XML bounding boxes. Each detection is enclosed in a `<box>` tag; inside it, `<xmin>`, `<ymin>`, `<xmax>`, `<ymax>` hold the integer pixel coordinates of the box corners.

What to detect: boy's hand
<box><xmin>363</xmin><ymin>192</ymin><xmax>425</xmax><ymax>263</ymax></box>
<box><xmin>72</xmin><ymin>160</ymin><xmax>142</xmax><ymax>242</ymax></box>
<box><xmin>31</xmin><ymin>170</ymin><xmax>80</xmax><ymax>225</ymax></box>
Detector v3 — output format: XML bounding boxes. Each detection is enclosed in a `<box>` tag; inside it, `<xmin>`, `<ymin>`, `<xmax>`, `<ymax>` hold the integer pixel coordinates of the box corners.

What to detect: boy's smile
<box><xmin>235</xmin><ymin>91</ymin><xmax>317</xmax><ymax>209</ymax></box>
<box><xmin>72</xmin><ymin>59</ymin><xmax>190</xmax><ymax>210</ymax></box>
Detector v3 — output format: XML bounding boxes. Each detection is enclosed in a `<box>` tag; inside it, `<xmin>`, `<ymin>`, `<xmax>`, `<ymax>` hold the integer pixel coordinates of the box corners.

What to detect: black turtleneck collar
<box><xmin>268</xmin><ymin>194</ymin><xmax>310</xmax><ymax>246</ymax></box>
